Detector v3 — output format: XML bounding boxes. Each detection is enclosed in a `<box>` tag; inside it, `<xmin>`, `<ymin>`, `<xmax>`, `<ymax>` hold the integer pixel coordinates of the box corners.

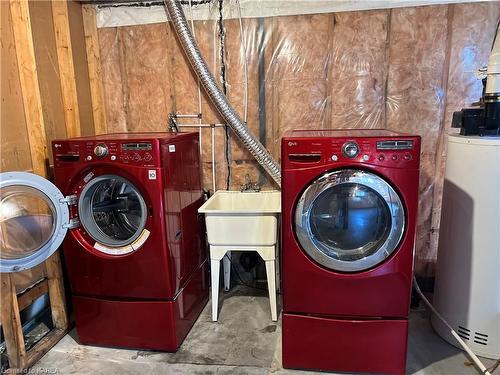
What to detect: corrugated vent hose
<box><xmin>163</xmin><ymin>0</ymin><xmax>282</xmax><ymax>188</ymax></box>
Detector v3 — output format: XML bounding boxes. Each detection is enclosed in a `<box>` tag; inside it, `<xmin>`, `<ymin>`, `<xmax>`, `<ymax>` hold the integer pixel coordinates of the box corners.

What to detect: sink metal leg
<box><xmin>223</xmin><ymin>251</ymin><xmax>231</xmax><ymax>292</ymax></box>
<box><xmin>264</xmin><ymin>259</ymin><xmax>278</xmax><ymax>321</ymax></box>
<box><xmin>210</xmin><ymin>259</ymin><xmax>220</xmax><ymax>321</ymax></box>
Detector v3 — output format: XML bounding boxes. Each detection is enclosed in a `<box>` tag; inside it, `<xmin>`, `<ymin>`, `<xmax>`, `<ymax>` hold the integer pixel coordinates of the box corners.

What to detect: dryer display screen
<box><xmin>376</xmin><ymin>140</ymin><xmax>413</xmax><ymax>150</ymax></box>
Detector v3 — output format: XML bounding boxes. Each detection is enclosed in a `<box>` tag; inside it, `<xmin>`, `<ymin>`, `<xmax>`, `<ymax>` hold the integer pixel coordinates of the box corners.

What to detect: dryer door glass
<box><xmin>295</xmin><ymin>169</ymin><xmax>405</xmax><ymax>272</ymax></box>
<box><xmin>0</xmin><ymin>172</ymin><xmax>70</xmax><ymax>273</ymax></box>
<box><xmin>79</xmin><ymin>175</ymin><xmax>148</xmax><ymax>249</ymax></box>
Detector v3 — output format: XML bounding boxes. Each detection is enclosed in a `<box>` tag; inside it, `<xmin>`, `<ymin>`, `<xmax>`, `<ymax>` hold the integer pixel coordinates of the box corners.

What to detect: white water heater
<box><xmin>432</xmin><ymin>134</ymin><xmax>500</xmax><ymax>359</ymax></box>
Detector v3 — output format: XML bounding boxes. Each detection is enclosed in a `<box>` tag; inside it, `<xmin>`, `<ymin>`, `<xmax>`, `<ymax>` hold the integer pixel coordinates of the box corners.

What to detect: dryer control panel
<box><xmin>282</xmin><ymin>132</ymin><xmax>421</xmax><ymax>170</ymax></box>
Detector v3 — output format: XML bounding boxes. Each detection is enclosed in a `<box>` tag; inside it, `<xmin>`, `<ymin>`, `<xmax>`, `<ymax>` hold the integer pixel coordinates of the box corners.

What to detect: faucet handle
<box><xmin>240</xmin><ymin>173</ymin><xmax>261</xmax><ymax>192</ymax></box>
<box><xmin>244</xmin><ymin>174</ymin><xmax>251</xmax><ymax>185</ymax></box>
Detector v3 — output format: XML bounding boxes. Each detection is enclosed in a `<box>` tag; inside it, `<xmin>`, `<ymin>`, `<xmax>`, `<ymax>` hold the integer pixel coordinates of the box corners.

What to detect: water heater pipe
<box><xmin>163</xmin><ymin>0</ymin><xmax>282</xmax><ymax>187</ymax></box>
<box><xmin>413</xmin><ymin>278</ymin><xmax>493</xmax><ymax>375</ymax></box>
<box><xmin>485</xmin><ymin>23</ymin><xmax>500</xmax><ymax>95</ymax></box>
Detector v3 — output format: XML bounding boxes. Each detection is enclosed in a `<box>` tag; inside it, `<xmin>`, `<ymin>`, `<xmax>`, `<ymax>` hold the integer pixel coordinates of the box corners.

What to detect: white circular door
<box><xmin>0</xmin><ymin>172</ymin><xmax>70</xmax><ymax>273</ymax></box>
<box><xmin>295</xmin><ymin>169</ymin><xmax>405</xmax><ymax>272</ymax></box>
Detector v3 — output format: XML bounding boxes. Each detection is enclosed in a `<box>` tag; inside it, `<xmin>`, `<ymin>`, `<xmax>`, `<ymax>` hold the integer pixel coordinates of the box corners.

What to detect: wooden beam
<box><xmin>17</xmin><ymin>279</ymin><xmax>49</xmax><ymax>312</ymax></box>
<box><xmin>52</xmin><ymin>0</ymin><xmax>81</xmax><ymax>138</ymax></box>
<box><xmin>45</xmin><ymin>252</ymin><xmax>68</xmax><ymax>330</ymax></box>
<box><xmin>82</xmin><ymin>4</ymin><xmax>107</xmax><ymax>135</ymax></box>
<box><xmin>25</xmin><ymin>328</ymin><xmax>66</xmax><ymax>370</ymax></box>
<box><xmin>6</xmin><ymin>2</ymin><xmax>69</xmax><ymax>372</ymax></box>
<box><xmin>9</xmin><ymin>0</ymin><xmax>48</xmax><ymax>177</ymax></box>
<box><xmin>0</xmin><ymin>274</ymin><xmax>26</xmax><ymax>369</ymax></box>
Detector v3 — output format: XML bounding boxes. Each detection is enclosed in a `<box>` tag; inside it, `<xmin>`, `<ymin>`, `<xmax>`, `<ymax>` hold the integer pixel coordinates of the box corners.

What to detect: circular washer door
<box><xmin>78</xmin><ymin>175</ymin><xmax>149</xmax><ymax>255</ymax></box>
<box><xmin>0</xmin><ymin>172</ymin><xmax>70</xmax><ymax>273</ymax></box>
<box><xmin>295</xmin><ymin>169</ymin><xmax>405</xmax><ymax>272</ymax></box>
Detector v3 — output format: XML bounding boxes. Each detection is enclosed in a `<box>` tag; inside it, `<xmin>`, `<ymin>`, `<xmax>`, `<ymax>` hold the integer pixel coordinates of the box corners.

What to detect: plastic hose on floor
<box><xmin>413</xmin><ymin>277</ymin><xmax>498</xmax><ymax>375</ymax></box>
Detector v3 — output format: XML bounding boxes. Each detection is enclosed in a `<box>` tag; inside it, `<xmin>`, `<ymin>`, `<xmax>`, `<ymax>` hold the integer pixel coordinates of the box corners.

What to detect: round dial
<box><xmin>94</xmin><ymin>144</ymin><xmax>108</xmax><ymax>158</ymax></box>
<box><xmin>342</xmin><ymin>142</ymin><xmax>359</xmax><ymax>158</ymax></box>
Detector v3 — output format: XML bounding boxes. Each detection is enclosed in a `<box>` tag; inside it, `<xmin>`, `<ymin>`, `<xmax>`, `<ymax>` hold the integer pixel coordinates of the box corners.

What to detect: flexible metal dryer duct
<box><xmin>164</xmin><ymin>0</ymin><xmax>282</xmax><ymax>187</ymax></box>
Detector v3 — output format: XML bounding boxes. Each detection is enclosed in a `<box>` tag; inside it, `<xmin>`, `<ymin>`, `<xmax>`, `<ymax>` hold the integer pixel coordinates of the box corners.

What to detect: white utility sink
<box><xmin>199</xmin><ymin>190</ymin><xmax>281</xmax><ymax>322</ymax></box>
<box><xmin>198</xmin><ymin>190</ymin><xmax>281</xmax><ymax>247</ymax></box>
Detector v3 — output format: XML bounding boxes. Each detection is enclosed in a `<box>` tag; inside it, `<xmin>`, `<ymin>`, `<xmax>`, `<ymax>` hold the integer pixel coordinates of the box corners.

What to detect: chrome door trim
<box><xmin>78</xmin><ymin>175</ymin><xmax>148</xmax><ymax>251</ymax></box>
<box><xmin>0</xmin><ymin>172</ymin><xmax>70</xmax><ymax>273</ymax></box>
<box><xmin>294</xmin><ymin>169</ymin><xmax>405</xmax><ymax>272</ymax></box>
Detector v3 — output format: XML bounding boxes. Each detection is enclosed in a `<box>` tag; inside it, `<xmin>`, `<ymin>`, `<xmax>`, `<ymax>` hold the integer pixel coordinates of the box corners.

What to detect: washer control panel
<box><xmin>94</xmin><ymin>144</ymin><xmax>108</xmax><ymax>158</ymax></box>
<box><xmin>53</xmin><ymin>139</ymin><xmax>160</xmax><ymax>167</ymax></box>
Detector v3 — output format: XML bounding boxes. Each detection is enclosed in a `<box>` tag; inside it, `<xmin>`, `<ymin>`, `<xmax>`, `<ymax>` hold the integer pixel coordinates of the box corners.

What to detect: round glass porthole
<box><xmin>295</xmin><ymin>169</ymin><xmax>405</xmax><ymax>272</ymax></box>
<box><xmin>1</xmin><ymin>186</ymin><xmax>56</xmax><ymax>259</ymax></box>
<box><xmin>78</xmin><ymin>175</ymin><xmax>147</xmax><ymax>248</ymax></box>
<box><xmin>0</xmin><ymin>172</ymin><xmax>70</xmax><ymax>273</ymax></box>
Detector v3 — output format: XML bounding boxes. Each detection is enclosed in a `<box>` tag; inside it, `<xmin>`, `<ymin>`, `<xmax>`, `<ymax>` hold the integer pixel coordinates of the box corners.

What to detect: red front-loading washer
<box><xmin>48</xmin><ymin>132</ymin><xmax>208</xmax><ymax>351</ymax></box>
<box><xmin>281</xmin><ymin>129</ymin><xmax>420</xmax><ymax>375</ymax></box>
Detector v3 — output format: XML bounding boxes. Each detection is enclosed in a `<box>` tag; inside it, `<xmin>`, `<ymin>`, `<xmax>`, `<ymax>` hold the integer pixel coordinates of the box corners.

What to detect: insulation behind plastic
<box><xmin>97</xmin><ymin>1</ymin><xmax>500</xmax><ymax>275</ymax></box>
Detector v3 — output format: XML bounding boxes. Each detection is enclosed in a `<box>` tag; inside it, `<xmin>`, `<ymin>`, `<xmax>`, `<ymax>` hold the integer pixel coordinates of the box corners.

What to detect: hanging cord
<box><xmin>236</xmin><ymin>0</ymin><xmax>248</xmax><ymax>123</ymax></box>
<box><xmin>413</xmin><ymin>277</ymin><xmax>494</xmax><ymax>375</ymax></box>
<box><xmin>217</xmin><ymin>0</ymin><xmax>231</xmax><ymax>190</ymax></box>
<box><xmin>187</xmin><ymin>0</ymin><xmax>205</xmax><ymax>157</ymax></box>
<box><xmin>491</xmin><ymin>19</ymin><xmax>500</xmax><ymax>50</ymax></box>
<box><xmin>97</xmin><ymin>1</ymin><xmax>212</xmax><ymax>8</ymax></box>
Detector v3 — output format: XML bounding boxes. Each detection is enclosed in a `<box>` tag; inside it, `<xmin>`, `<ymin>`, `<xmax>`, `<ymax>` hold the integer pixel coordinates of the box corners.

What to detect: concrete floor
<box><xmin>34</xmin><ymin>286</ymin><xmax>498</xmax><ymax>375</ymax></box>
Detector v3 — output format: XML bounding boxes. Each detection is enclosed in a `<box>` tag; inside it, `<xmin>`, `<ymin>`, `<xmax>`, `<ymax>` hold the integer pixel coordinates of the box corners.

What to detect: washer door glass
<box><xmin>295</xmin><ymin>169</ymin><xmax>405</xmax><ymax>272</ymax></box>
<box><xmin>1</xmin><ymin>186</ymin><xmax>55</xmax><ymax>259</ymax></box>
<box><xmin>0</xmin><ymin>172</ymin><xmax>69</xmax><ymax>273</ymax></box>
<box><xmin>79</xmin><ymin>175</ymin><xmax>147</xmax><ymax>249</ymax></box>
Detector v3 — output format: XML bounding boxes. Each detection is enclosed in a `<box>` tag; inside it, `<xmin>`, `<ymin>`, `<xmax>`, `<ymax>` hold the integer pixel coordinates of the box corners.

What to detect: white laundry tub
<box><xmin>198</xmin><ymin>190</ymin><xmax>281</xmax><ymax>247</ymax></box>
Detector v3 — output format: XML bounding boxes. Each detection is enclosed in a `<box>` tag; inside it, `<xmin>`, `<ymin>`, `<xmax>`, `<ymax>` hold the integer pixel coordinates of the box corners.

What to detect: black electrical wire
<box><xmin>217</xmin><ymin>0</ymin><xmax>231</xmax><ymax>190</ymax></box>
<box><xmin>491</xmin><ymin>18</ymin><xmax>500</xmax><ymax>50</ymax></box>
<box><xmin>179</xmin><ymin>0</ymin><xmax>212</xmax><ymax>4</ymax></box>
<box><xmin>95</xmin><ymin>0</ymin><xmax>212</xmax><ymax>8</ymax></box>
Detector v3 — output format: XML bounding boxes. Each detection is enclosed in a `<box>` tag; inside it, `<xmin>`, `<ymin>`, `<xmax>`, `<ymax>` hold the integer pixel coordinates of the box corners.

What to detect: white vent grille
<box><xmin>473</xmin><ymin>332</ymin><xmax>488</xmax><ymax>346</ymax></box>
<box><xmin>457</xmin><ymin>326</ymin><xmax>470</xmax><ymax>340</ymax></box>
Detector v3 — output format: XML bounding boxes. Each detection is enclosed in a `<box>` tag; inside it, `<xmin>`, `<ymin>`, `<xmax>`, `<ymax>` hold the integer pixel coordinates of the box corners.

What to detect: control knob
<box><xmin>94</xmin><ymin>144</ymin><xmax>108</xmax><ymax>158</ymax></box>
<box><xmin>342</xmin><ymin>141</ymin><xmax>359</xmax><ymax>158</ymax></box>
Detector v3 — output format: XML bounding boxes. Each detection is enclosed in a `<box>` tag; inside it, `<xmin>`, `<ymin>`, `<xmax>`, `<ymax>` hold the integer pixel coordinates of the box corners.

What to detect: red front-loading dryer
<box><xmin>50</xmin><ymin>132</ymin><xmax>208</xmax><ymax>351</ymax></box>
<box><xmin>281</xmin><ymin>129</ymin><xmax>420</xmax><ymax>375</ymax></box>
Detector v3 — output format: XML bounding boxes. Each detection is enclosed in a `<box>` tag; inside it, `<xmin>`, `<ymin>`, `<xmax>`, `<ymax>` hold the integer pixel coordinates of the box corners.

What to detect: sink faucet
<box><xmin>240</xmin><ymin>174</ymin><xmax>261</xmax><ymax>192</ymax></box>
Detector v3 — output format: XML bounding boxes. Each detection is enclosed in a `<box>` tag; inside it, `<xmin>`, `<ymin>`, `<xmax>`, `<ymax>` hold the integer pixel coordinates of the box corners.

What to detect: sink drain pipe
<box><xmin>163</xmin><ymin>0</ymin><xmax>282</xmax><ymax>188</ymax></box>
